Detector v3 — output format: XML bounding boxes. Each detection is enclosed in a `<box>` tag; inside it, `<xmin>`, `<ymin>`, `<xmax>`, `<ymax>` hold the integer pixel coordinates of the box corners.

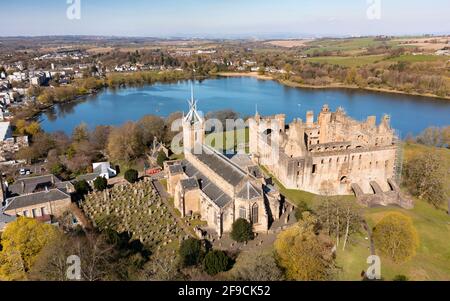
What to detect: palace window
<box><xmin>312</xmin><ymin>164</ymin><xmax>317</xmax><ymax>174</ymax></box>
<box><xmin>41</xmin><ymin>207</ymin><xmax>46</xmax><ymax>216</ymax></box>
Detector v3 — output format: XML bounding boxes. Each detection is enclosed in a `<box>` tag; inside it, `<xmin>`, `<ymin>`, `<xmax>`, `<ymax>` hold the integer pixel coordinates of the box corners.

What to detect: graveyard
<box><xmin>81</xmin><ymin>179</ymin><xmax>190</xmax><ymax>256</ymax></box>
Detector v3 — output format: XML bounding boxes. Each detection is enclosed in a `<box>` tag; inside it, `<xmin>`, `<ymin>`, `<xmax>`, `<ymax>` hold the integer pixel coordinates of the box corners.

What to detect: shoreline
<box><xmin>216</xmin><ymin>72</ymin><xmax>450</xmax><ymax>101</ymax></box>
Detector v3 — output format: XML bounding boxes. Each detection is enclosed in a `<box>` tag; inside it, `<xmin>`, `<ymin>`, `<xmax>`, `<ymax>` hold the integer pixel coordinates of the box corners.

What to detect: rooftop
<box><xmin>5</xmin><ymin>188</ymin><xmax>70</xmax><ymax>211</ymax></box>
<box><xmin>180</xmin><ymin>178</ymin><xmax>199</xmax><ymax>191</ymax></box>
<box><xmin>8</xmin><ymin>174</ymin><xmax>62</xmax><ymax>196</ymax></box>
<box><xmin>192</xmin><ymin>145</ymin><xmax>247</xmax><ymax>187</ymax></box>
<box><xmin>0</xmin><ymin>121</ymin><xmax>11</xmax><ymax>141</ymax></box>
<box><xmin>236</xmin><ymin>181</ymin><xmax>261</xmax><ymax>200</ymax></box>
<box><xmin>182</xmin><ymin>160</ymin><xmax>232</xmax><ymax>208</ymax></box>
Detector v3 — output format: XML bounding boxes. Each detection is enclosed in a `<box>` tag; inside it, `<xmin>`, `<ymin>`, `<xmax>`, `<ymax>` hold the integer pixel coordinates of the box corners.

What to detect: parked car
<box><xmin>19</xmin><ymin>168</ymin><xmax>31</xmax><ymax>176</ymax></box>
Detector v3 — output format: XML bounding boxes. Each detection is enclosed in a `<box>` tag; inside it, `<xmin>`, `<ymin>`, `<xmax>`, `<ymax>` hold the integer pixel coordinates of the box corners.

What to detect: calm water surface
<box><xmin>39</xmin><ymin>77</ymin><xmax>450</xmax><ymax>136</ymax></box>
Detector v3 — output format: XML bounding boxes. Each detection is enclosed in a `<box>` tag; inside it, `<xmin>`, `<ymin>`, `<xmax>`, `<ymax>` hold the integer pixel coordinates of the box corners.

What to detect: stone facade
<box><xmin>166</xmin><ymin>94</ymin><xmax>282</xmax><ymax>237</ymax></box>
<box><xmin>4</xmin><ymin>189</ymin><xmax>72</xmax><ymax>218</ymax></box>
<box><xmin>249</xmin><ymin>105</ymin><xmax>409</xmax><ymax>207</ymax></box>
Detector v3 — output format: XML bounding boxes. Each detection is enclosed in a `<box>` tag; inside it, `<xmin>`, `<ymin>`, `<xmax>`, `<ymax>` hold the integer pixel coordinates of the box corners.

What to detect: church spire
<box><xmin>184</xmin><ymin>80</ymin><xmax>202</xmax><ymax>125</ymax></box>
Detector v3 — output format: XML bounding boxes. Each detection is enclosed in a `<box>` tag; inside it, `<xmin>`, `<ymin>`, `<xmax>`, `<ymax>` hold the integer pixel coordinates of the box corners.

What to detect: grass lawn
<box><xmin>259</xmin><ymin>165</ymin><xmax>355</xmax><ymax>209</ymax></box>
<box><xmin>337</xmin><ymin>143</ymin><xmax>450</xmax><ymax>280</ymax></box>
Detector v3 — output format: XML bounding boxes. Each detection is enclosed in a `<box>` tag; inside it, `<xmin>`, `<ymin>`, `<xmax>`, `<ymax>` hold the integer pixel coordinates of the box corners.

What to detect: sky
<box><xmin>0</xmin><ymin>0</ymin><xmax>449</xmax><ymax>37</ymax></box>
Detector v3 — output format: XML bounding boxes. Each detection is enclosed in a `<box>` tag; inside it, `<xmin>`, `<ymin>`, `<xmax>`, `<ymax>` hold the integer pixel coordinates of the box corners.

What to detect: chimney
<box><xmin>306</xmin><ymin>111</ymin><xmax>314</xmax><ymax>126</ymax></box>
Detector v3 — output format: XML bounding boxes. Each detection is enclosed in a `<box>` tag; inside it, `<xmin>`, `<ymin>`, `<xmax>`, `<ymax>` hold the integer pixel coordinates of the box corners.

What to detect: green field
<box><xmin>306</xmin><ymin>54</ymin><xmax>385</xmax><ymax>67</ymax></box>
<box><xmin>384</xmin><ymin>54</ymin><xmax>446</xmax><ymax>63</ymax></box>
<box><xmin>304</xmin><ymin>37</ymin><xmax>399</xmax><ymax>55</ymax></box>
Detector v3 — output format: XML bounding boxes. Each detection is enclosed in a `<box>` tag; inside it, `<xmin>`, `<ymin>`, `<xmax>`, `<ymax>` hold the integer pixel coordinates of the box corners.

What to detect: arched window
<box><xmin>251</xmin><ymin>204</ymin><xmax>259</xmax><ymax>224</ymax></box>
<box><xmin>239</xmin><ymin>207</ymin><xmax>246</xmax><ymax>219</ymax></box>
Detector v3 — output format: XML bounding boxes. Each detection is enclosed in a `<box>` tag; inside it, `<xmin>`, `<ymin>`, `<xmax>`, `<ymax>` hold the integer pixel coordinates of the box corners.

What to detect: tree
<box><xmin>179</xmin><ymin>238</ymin><xmax>203</xmax><ymax>267</ymax></box>
<box><xmin>74</xmin><ymin>179</ymin><xmax>91</xmax><ymax>196</ymax></box>
<box><xmin>156</xmin><ymin>151</ymin><xmax>168</xmax><ymax>168</ymax></box>
<box><xmin>164</xmin><ymin>111</ymin><xmax>183</xmax><ymax>144</ymax></box>
<box><xmin>404</xmin><ymin>151</ymin><xmax>447</xmax><ymax>208</ymax></box>
<box><xmin>372</xmin><ymin>212</ymin><xmax>419</xmax><ymax>263</ymax></box>
<box><xmin>107</xmin><ymin>122</ymin><xmax>144</xmax><ymax>163</ymax></box>
<box><xmin>72</xmin><ymin>123</ymin><xmax>89</xmax><ymax>143</ymax></box>
<box><xmin>203</xmin><ymin>250</ymin><xmax>230</xmax><ymax>275</ymax></box>
<box><xmin>283</xmin><ymin>63</ymin><xmax>293</xmax><ymax>80</ymax></box>
<box><xmin>93</xmin><ymin>176</ymin><xmax>108</xmax><ymax>191</ymax></box>
<box><xmin>230</xmin><ymin>218</ymin><xmax>254</xmax><ymax>242</ymax></box>
<box><xmin>0</xmin><ymin>217</ymin><xmax>59</xmax><ymax>280</ymax></box>
<box><xmin>232</xmin><ymin>251</ymin><xmax>284</xmax><ymax>281</ymax></box>
<box><xmin>30</xmin><ymin>232</ymin><xmax>123</xmax><ymax>281</ymax></box>
<box><xmin>274</xmin><ymin>212</ymin><xmax>336</xmax><ymax>281</ymax></box>
<box><xmin>124</xmin><ymin>169</ymin><xmax>139</xmax><ymax>184</ymax></box>
<box><xmin>136</xmin><ymin>115</ymin><xmax>165</xmax><ymax>147</ymax></box>
<box><xmin>316</xmin><ymin>198</ymin><xmax>361</xmax><ymax>250</ymax></box>
<box><xmin>416</xmin><ymin>127</ymin><xmax>443</xmax><ymax>147</ymax></box>
<box><xmin>90</xmin><ymin>125</ymin><xmax>111</xmax><ymax>150</ymax></box>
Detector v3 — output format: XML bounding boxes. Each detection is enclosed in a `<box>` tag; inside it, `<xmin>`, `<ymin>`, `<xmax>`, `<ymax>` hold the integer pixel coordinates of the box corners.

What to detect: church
<box><xmin>165</xmin><ymin>90</ymin><xmax>282</xmax><ymax>237</ymax></box>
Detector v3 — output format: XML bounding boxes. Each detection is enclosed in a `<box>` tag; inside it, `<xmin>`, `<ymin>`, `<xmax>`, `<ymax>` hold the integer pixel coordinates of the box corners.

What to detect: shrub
<box><xmin>124</xmin><ymin>169</ymin><xmax>139</xmax><ymax>184</ymax></box>
<box><xmin>93</xmin><ymin>176</ymin><xmax>108</xmax><ymax>191</ymax></box>
<box><xmin>203</xmin><ymin>250</ymin><xmax>230</xmax><ymax>275</ymax></box>
<box><xmin>179</xmin><ymin>238</ymin><xmax>203</xmax><ymax>267</ymax></box>
<box><xmin>233</xmin><ymin>251</ymin><xmax>284</xmax><ymax>281</ymax></box>
<box><xmin>393</xmin><ymin>275</ymin><xmax>409</xmax><ymax>281</ymax></box>
<box><xmin>231</xmin><ymin>218</ymin><xmax>254</xmax><ymax>242</ymax></box>
<box><xmin>74</xmin><ymin>179</ymin><xmax>91</xmax><ymax>196</ymax></box>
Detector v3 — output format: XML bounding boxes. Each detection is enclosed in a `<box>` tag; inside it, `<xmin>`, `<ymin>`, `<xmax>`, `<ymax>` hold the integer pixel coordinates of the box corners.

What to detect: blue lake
<box><xmin>39</xmin><ymin>77</ymin><xmax>450</xmax><ymax>136</ymax></box>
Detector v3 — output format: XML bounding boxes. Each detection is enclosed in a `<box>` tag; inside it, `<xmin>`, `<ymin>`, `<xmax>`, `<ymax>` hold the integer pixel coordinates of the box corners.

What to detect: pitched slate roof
<box><xmin>5</xmin><ymin>189</ymin><xmax>70</xmax><ymax>211</ymax></box>
<box><xmin>192</xmin><ymin>145</ymin><xmax>246</xmax><ymax>187</ymax></box>
<box><xmin>0</xmin><ymin>212</ymin><xmax>16</xmax><ymax>224</ymax></box>
<box><xmin>182</xmin><ymin>160</ymin><xmax>232</xmax><ymax>208</ymax></box>
<box><xmin>180</xmin><ymin>178</ymin><xmax>199</xmax><ymax>191</ymax></box>
<box><xmin>8</xmin><ymin>174</ymin><xmax>61</xmax><ymax>196</ymax></box>
<box><xmin>237</xmin><ymin>182</ymin><xmax>261</xmax><ymax>200</ymax></box>
<box><xmin>75</xmin><ymin>173</ymin><xmax>99</xmax><ymax>183</ymax></box>
<box><xmin>168</xmin><ymin>164</ymin><xmax>184</xmax><ymax>175</ymax></box>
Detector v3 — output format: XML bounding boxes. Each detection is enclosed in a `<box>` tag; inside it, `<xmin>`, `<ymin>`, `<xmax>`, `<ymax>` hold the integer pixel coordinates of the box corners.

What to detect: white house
<box><xmin>92</xmin><ymin>162</ymin><xmax>117</xmax><ymax>179</ymax></box>
<box><xmin>0</xmin><ymin>122</ymin><xmax>12</xmax><ymax>141</ymax></box>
